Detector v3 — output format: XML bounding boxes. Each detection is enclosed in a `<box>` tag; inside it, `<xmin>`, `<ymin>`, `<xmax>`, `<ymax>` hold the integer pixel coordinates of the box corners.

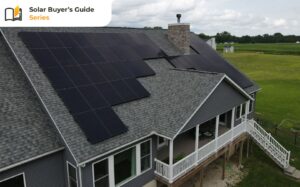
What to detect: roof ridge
<box><xmin>101</xmin><ymin>26</ymin><xmax>168</xmax><ymax>31</ymax></box>
<box><xmin>170</xmin><ymin>68</ymin><xmax>221</xmax><ymax>75</ymax></box>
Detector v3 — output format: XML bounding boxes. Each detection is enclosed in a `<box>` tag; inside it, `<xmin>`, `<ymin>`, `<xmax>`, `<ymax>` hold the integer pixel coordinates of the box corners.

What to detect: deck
<box><xmin>154</xmin><ymin>121</ymin><xmax>247</xmax><ymax>183</ymax></box>
<box><xmin>157</xmin><ymin>126</ymin><xmax>229</xmax><ymax>163</ymax></box>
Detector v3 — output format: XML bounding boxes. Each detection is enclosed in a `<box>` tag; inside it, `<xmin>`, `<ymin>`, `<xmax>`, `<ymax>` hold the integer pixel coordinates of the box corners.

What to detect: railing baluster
<box><xmin>155</xmin><ymin>119</ymin><xmax>291</xmax><ymax>182</ymax></box>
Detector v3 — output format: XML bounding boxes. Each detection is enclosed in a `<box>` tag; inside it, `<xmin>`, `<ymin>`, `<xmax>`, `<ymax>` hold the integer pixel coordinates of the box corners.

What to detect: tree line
<box><xmin>199</xmin><ymin>31</ymin><xmax>300</xmax><ymax>43</ymax></box>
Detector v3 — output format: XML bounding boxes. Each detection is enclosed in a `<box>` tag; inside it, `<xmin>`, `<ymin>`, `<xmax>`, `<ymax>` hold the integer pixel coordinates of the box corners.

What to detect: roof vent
<box><xmin>176</xmin><ymin>14</ymin><xmax>181</xmax><ymax>23</ymax></box>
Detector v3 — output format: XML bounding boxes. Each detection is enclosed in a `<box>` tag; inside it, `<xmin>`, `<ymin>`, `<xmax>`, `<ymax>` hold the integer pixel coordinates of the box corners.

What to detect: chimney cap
<box><xmin>176</xmin><ymin>14</ymin><xmax>182</xmax><ymax>23</ymax></box>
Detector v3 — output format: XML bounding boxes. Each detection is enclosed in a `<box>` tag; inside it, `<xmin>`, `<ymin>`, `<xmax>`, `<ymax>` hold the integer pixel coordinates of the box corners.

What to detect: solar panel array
<box><xmin>181</xmin><ymin>37</ymin><xmax>254</xmax><ymax>88</ymax></box>
<box><xmin>19</xmin><ymin>32</ymin><xmax>165</xmax><ymax>144</ymax></box>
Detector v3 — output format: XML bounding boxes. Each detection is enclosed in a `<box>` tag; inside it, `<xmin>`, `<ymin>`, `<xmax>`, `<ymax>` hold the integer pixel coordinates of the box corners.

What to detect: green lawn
<box><xmin>217</xmin><ymin>43</ymin><xmax>300</xmax><ymax>55</ymax></box>
<box><xmin>222</xmin><ymin>52</ymin><xmax>300</xmax><ymax>186</ymax></box>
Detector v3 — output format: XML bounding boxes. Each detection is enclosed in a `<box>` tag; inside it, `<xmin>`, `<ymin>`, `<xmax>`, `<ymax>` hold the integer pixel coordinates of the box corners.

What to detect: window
<box><xmin>94</xmin><ymin>159</ymin><xmax>109</xmax><ymax>187</ymax></box>
<box><xmin>92</xmin><ymin>139</ymin><xmax>152</xmax><ymax>187</ymax></box>
<box><xmin>140</xmin><ymin>140</ymin><xmax>151</xmax><ymax>172</ymax></box>
<box><xmin>114</xmin><ymin>147</ymin><xmax>136</xmax><ymax>185</ymax></box>
<box><xmin>157</xmin><ymin>137</ymin><xmax>167</xmax><ymax>148</ymax></box>
<box><xmin>235</xmin><ymin>105</ymin><xmax>241</xmax><ymax>119</ymax></box>
<box><xmin>67</xmin><ymin>162</ymin><xmax>77</xmax><ymax>187</ymax></box>
<box><xmin>0</xmin><ymin>173</ymin><xmax>25</xmax><ymax>187</ymax></box>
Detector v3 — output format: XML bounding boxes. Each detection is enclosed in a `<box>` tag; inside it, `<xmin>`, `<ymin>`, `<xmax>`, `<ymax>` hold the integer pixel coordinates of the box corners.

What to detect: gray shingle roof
<box><xmin>0</xmin><ymin>36</ymin><xmax>63</xmax><ymax>171</ymax></box>
<box><xmin>0</xmin><ymin>27</ymin><xmax>257</xmax><ymax>164</ymax></box>
<box><xmin>114</xmin><ymin>59</ymin><xmax>224</xmax><ymax>138</ymax></box>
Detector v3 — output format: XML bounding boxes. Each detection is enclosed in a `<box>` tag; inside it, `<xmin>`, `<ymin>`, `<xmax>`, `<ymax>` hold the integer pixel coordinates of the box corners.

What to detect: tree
<box><xmin>199</xmin><ymin>31</ymin><xmax>300</xmax><ymax>43</ymax></box>
<box><xmin>198</xmin><ymin>33</ymin><xmax>210</xmax><ymax>40</ymax></box>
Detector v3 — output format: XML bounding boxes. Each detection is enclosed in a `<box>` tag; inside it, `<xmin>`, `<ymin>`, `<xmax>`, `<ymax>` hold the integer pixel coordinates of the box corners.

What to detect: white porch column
<box><xmin>244</xmin><ymin>101</ymin><xmax>250</xmax><ymax>131</ymax></box>
<box><xmin>245</xmin><ymin>101</ymin><xmax>250</xmax><ymax>120</ymax></box>
<box><xmin>231</xmin><ymin>107</ymin><xmax>236</xmax><ymax>140</ymax></box>
<box><xmin>108</xmin><ymin>156</ymin><xmax>115</xmax><ymax>187</ymax></box>
<box><xmin>195</xmin><ymin>124</ymin><xmax>200</xmax><ymax>164</ymax></box>
<box><xmin>215</xmin><ymin>115</ymin><xmax>220</xmax><ymax>151</ymax></box>
<box><xmin>136</xmin><ymin>144</ymin><xmax>141</xmax><ymax>175</ymax></box>
<box><xmin>169</xmin><ymin>139</ymin><xmax>174</xmax><ymax>182</ymax></box>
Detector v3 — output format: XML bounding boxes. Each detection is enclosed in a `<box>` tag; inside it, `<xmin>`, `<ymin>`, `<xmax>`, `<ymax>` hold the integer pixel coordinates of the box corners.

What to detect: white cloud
<box><xmin>273</xmin><ymin>19</ymin><xmax>287</xmax><ymax>27</ymax></box>
<box><xmin>109</xmin><ymin>0</ymin><xmax>300</xmax><ymax>35</ymax></box>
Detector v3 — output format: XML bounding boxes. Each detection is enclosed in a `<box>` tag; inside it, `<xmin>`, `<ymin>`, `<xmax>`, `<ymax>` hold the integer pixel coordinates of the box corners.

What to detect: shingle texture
<box><xmin>0</xmin><ymin>27</ymin><xmax>258</xmax><ymax>164</ymax></box>
<box><xmin>0</xmin><ymin>35</ymin><xmax>63</xmax><ymax>170</ymax></box>
<box><xmin>114</xmin><ymin>59</ymin><xmax>224</xmax><ymax>138</ymax></box>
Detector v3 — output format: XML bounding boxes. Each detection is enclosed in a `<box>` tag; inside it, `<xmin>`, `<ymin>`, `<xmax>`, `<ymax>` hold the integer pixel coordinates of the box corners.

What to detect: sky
<box><xmin>109</xmin><ymin>0</ymin><xmax>300</xmax><ymax>36</ymax></box>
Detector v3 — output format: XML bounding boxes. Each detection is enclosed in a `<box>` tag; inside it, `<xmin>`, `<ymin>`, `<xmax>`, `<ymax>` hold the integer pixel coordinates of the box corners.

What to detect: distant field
<box><xmin>223</xmin><ymin>52</ymin><xmax>300</xmax><ymax>186</ymax></box>
<box><xmin>217</xmin><ymin>43</ymin><xmax>300</xmax><ymax>55</ymax></box>
<box><xmin>224</xmin><ymin>53</ymin><xmax>300</xmax><ymax>125</ymax></box>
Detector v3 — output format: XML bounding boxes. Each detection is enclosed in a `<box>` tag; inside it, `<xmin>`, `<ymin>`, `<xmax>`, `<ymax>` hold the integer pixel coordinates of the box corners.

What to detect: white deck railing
<box><xmin>154</xmin><ymin>158</ymin><xmax>170</xmax><ymax>180</ymax></box>
<box><xmin>155</xmin><ymin>120</ymin><xmax>291</xmax><ymax>182</ymax></box>
<box><xmin>155</xmin><ymin>121</ymin><xmax>247</xmax><ymax>182</ymax></box>
<box><xmin>247</xmin><ymin>119</ymin><xmax>290</xmax><ymax>168</ymax></box>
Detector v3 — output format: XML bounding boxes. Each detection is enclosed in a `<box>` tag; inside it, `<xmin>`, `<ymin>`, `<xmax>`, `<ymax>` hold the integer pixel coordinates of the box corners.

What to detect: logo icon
<box><xmin>5</xmin><ymin>6</ymin><xmax>22</xmax><ymax>21</ymax></box>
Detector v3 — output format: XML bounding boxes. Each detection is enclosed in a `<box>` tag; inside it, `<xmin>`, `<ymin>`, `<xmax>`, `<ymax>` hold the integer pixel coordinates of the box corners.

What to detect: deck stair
<box><xmin>247</xmin><ymin>119</ymin><xmax>290</xmax><ymax>169</ymax></box>
<box><xmin>247</xmin><ymin>119</ymin><xmax>300</xmax><ymax>179</ymax></box>
<box><xmin>155</xmin><ymin>119</ymin><xmax>298</xmax><ymax>183</ymax></box>
<box><xmin>284</xmin><ymin>166</ymin><xmax>300</xmax><ymax>180</ymax></box>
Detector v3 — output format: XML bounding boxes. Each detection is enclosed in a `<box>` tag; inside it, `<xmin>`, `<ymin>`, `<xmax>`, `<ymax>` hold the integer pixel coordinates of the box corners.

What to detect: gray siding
<box><xmin>81</xmin><ymin>136</ymin><xmax>157</xmax><ymax>187</ymax></box>
<box><xmin>182</xmin><ymin>80</ymin><xmax>248</xmax><ymax>133</ymax></box>
<box><xmin>0</xmin><ymin>151</ymin><xmax>65</xmax><ymax>187</ymax></box>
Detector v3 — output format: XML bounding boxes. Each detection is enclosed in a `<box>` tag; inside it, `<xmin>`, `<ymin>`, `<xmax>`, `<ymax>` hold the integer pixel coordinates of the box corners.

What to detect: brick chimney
<box><xmin>168</xmin><ymin>14</ymin><xmax>190</xmax><ymax>54</ymax></box>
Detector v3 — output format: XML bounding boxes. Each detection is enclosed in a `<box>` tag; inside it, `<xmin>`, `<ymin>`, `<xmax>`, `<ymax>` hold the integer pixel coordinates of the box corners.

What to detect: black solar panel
<box><xmin>19</xmin><ymin>31</ymin><xmax>161</xmax><ymax>144</ymax></box>
<box><xmin>169</xmin><ymin>54</ymin><xmax>253</xmax><ymax>88</ymax></box>
<box><xmin>74</xmin><ymin>111</ymin><xmax>111</xmax><ymax>143</ymax></box>
<box><xmin>189</xmin><ymin>37</ymin><xmax>253</xmax><ymax>88</ymax></box>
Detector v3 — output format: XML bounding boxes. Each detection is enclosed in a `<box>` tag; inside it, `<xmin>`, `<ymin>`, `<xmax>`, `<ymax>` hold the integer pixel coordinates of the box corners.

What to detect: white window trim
<box><xmin>92</xmin><ymin>157</ymin><xmax>109</xmax><ymax>187</ymax></box>
<box><xmin>92</xmin><ymin>158</ymin><xmax>109</xmax><ymax>187</ymax></box>
<box><xmin>157</xmin><ymin>136</ymin><xmax>168</xmax><ymax>149</ymax></box>
<box><xmin>92</xmin><ymin>138</ymin><xmax>152</xmax><ymax>187</ymax></box>
<box><xmin>140</xmin><ymin>140</ymin><xmax>152</xmax><ymax>173</ymax></box>
<box><xmin>0</xmin><ymin>172</ymin><xmax>27</xmax><ymax>187</ymax></box>
<box><xmin>115</xmin><ymin>139</ymin><xmax>152</xmax><ymax>187</ymax></box>
<box><xmin>67</xmin><ymin>161</ymin><xmax>78</xmax><ymax>187</ymax></box>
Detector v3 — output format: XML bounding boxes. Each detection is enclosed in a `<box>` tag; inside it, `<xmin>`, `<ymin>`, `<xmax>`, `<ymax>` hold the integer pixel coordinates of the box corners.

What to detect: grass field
<box><xmin>222</xmin><ymin>52</ymin><xmax>300</xmax><ymax>186</ymax></box>
<box><xmin>217</xmin><ymin>43</ymin><xmax>300</xmax><ymax>55</ymax></box>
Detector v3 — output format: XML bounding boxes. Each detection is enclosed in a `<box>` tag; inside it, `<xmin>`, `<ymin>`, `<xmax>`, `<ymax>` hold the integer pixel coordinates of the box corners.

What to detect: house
<box><xmin>223</xmin><ymin>45</ymin><xmax>235</xmax><ymax>53</ymax></box>
<box><xmin>206</xmin><ymin>37</ymin><xmax>216</xmax><ymax>50</ymax></box>
<box><xmin>0</xmin><ymin>17</ymin><xmax>293</xmax><ymax>187</ymax></box>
